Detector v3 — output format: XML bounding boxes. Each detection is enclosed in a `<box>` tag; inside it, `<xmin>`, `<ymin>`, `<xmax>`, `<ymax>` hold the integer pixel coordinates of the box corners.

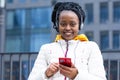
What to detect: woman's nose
<box><xmin>65</xmin><ymin>25</ymin><xmax>71</xmax><ymax>30</ymax></box>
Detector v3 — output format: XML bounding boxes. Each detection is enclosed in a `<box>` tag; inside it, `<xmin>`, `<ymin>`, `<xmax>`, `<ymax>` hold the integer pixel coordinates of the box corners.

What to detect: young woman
<box><xmin>28</xmin><ymin>2</ymin><xmax>107</xmax><ymax>80</ymax></box>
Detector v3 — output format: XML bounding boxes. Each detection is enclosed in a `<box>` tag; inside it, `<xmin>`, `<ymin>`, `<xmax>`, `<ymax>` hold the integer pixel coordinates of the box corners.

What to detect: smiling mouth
<box><xmin>64</xmin><ymin>32</ymin><xmax>72</xmax><ymax>35</ymax></box>
<box><xmin>63</xmin><ymin>32</ymin><xmax>74</xmax><ymax>37</ymax></box>
<box><xmin>65</xmin><ymin>32</ymin><xmax>72</xmax><ymax>35</ymax></box>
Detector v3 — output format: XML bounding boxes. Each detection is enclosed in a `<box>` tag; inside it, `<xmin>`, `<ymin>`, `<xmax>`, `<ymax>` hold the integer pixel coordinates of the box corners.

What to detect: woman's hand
<box><xmin>45</xmin><ymin>63</ymin><xmax>59</xmax><ymax>78</ymax></box>
<box><xmin>59</xmin><ymin>63</ymin><xmax>78</xmax><ymax>79</ymax></box>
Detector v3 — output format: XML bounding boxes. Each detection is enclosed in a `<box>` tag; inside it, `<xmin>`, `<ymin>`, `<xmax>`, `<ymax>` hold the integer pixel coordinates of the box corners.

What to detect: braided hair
<box><xmin>51</xmin><ymin>2</ymin><xmax>86</xmax><ymax>32</ymax></box>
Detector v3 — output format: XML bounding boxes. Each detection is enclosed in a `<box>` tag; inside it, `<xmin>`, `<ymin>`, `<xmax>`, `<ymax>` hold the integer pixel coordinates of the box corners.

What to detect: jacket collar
<box><xmin>55</xmin><ymin>34</ymin><xmax>89</xmax><ymax>42</ymax></box>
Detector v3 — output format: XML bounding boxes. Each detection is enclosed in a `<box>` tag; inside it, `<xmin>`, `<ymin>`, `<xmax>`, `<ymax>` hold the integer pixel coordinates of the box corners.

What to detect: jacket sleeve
<box><xmin>74</xmin><ymin>42</ymin><xmax>107</xmax><ymax>80</ymax></box>
<box><xmin>28</xmin><ymin>44</ymin><xmax>49</xmax><ymax>80</ymax></box>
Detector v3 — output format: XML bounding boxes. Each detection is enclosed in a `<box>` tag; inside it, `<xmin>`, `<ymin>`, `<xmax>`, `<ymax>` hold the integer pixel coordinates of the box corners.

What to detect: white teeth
<box><xmin>65</xmin><ymin>33</ymin><xmax>71</xmax><ymax>35</ymax></box>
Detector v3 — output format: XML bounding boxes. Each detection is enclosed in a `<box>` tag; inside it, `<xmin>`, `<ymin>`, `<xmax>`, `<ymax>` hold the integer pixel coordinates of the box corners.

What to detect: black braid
<box><xmin>51</xmin><ymin>2</ymin><xmax>85</xmax><ymax>32</ymax></box>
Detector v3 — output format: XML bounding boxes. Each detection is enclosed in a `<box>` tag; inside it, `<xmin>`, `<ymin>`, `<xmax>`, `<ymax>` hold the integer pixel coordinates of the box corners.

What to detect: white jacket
<box><xmin>28</xmin><ymin>40</ymin><xmax>107</xmax><ymax>80</ymax></box>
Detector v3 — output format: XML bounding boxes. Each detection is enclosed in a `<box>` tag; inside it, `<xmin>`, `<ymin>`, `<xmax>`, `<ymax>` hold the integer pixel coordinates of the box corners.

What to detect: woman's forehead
<box><xmin>59</xmin><ymin>10</ymin><xmax>79</xmax><ymax>20</ymax></box>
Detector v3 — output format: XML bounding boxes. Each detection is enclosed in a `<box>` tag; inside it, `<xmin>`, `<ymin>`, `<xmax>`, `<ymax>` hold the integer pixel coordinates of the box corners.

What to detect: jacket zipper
<box><xmin>64</xmin><ymin>41</ymin><xmax>69</xmax><ymax>80</ymax></box>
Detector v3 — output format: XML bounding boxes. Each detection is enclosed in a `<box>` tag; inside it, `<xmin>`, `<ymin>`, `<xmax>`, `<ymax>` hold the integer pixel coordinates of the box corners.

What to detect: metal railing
<box><xmin>0</xmin><ymin>52</ymin><xmax>38</xmax><ymax>80</ymax></box>
<box><xmin>0</xmin><ymin>51</ymin><xmax>120</xmax><ymax>80</ymax></box>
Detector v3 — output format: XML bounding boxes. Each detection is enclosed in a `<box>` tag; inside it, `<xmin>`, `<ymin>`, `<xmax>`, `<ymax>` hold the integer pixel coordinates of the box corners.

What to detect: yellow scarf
<box><xmin>55</xmin><ymin>34</ymin><xmax>89</xmax><ymax>42</ymax></box>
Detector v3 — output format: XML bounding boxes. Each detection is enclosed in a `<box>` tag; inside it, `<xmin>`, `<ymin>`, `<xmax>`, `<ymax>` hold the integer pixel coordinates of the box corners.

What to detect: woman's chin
<box><xmin>64</xmin><ymin>37</ymin><xmax>74</xmax><ymax>41</ymax></box>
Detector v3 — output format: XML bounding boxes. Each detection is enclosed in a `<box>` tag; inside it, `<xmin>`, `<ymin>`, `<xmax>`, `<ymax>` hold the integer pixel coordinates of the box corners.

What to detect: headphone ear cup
<box><xmin>55</xmin><ymin>22</ymin><xmax>59</xmax><ymax>32</ymax></box>
<box><xmin>80</xmin><ymin>23</ymin><xmax>84</xmax><ymax>29</ymax></box>
<box><xmin>55</xmin><ymin>27</ymin><xmax>59</xmax><ymax>32</ymax></box>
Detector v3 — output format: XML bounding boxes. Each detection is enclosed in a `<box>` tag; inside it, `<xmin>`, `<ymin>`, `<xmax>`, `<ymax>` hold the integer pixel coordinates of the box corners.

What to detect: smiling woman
<box><xmin>28</xmin><ymin>2</ymin><xmax>107</xmax><ymax>80</ymax></box>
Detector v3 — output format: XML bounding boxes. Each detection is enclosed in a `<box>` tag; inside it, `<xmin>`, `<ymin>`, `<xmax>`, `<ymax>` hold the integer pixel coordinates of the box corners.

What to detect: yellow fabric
<box><xmin>55</xmin><ymin>34</ymin><xmax>89</xmax><ymax>42</ymax></box>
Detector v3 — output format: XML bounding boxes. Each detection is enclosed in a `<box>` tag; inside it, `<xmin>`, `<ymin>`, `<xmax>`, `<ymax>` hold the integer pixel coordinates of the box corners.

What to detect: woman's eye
<box><xmin>60</xmin><ymin>22</ymin><xmax>77</xmax><ymax>27</ymax></box>
<box><xmin>70</xmin><ymin>23</ymin><xmax>76</xmax><ymax>27</ymax></box>
<box><xmin>60</xmin><ymin>23</ymin><xmax>66</xmax><ymax>26</ymax></box>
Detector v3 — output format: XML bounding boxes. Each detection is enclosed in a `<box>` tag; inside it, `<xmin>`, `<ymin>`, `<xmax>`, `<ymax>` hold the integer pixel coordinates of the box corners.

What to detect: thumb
<box><xmin>71</xmin><ymin>63</ymin><xmax>75</xmax><ymax>68</ymax></box>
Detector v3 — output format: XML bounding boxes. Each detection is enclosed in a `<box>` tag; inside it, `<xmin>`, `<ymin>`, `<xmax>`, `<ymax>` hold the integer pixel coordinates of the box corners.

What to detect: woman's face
<box><xmin>58</xmin><ymin>10</ymin><xmax>79</xmax><ymax>41</ymax></box>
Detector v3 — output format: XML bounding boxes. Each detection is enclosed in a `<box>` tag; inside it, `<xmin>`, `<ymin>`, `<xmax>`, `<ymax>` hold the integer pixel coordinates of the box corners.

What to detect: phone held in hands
<box><xmin>59</xmin><ymin>58</ymin><xmax>71</xmax><ymax>67</ymax></box>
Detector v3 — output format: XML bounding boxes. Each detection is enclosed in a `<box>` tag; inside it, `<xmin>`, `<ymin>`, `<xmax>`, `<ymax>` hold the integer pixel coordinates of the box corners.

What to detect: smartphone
<box><xmin>59</xmin><ymin>58</ymin><xmax>71</xmax><ymax>67</ymax></box>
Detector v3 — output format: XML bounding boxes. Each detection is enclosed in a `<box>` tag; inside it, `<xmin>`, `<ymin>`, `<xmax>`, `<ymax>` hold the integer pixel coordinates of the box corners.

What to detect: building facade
<box><xmin>0</xmin><ymin>0</ymin><xmax>120</xmax><ymax>80</ymax></box>
<box><xmin>3</xmin><ymin>0</ymin><xmax>53</xmax><ymax>52</ymax></box>
<box><xmin>0</xmin><ymin>0</ymin><xmax>119</xmax><ymax>52</ymax></box>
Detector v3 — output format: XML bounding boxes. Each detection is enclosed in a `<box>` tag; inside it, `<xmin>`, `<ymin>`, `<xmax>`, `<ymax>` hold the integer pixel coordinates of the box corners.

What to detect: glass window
<box><xmin>85</xmin><ymin>31</ymin><xmax>94</xmax><ymax>41</ymax></box>
<box><xmin>113</xmin><ymin>31</ymin><xmax>120</xmax><ymax>49</ymax></box>
<box><xmin>6</xmin><ymin>8</ymin><xmax>51</xmax><ymax>52</ymax></box>
<box><xmin>30</xmin><ymin>60</ymin><xmax>35</xmax><ymax>70</ymax></box>
<box><xmin>4</xmin><ymin>61</ymin><xmax>20</xmax><ymax>80</ymax></box>
<box><xmin>6</xmin><ymin>10</ymin><xmax>27</xmax><ymax>52</ymax></box>
<box><xmin>14</xmin><ymin>9</ymin><xmax>26</xmax><ymax>28</ymax></box>
<box><xmin>30</xmin><ymin>7</ymin><xmax>52</xmax><ymax>28</ymax></box>
<box><xmin>0</xmin><ymin>12</ymin><xmax>3</xmax><ymax>23</ymax></box>
<box><xmin>22</xmin><ymin>61</ymin><xmax>28</xmax><ymax>80</ymax></box>
<box><xmin>100</xmin><ymin>31</ymin><xmax>109</xmax><ymax>50</ymax></box>
<box><xmin>12</xmin><ymin>61</ymin><xmax>20</xmax><ymax>80</ymax></box>
<box><xmin>0</xmin><ymin>56</ymin><xmax>1</xmax><ymax>78</ymax></box>
<box><xmin>0</xmin><ymin>9</ymin><xmax>2</xmax><ymax>15</ymax></box>
<box><xmin>4</xmin><ymin>61</ymin><xmax>10</xmax><ymax>80</ymax></box>
<box><xmin>5</xmin><ymin>30</ymin><xmax>31</xmax><ymax>52</ymax></box>
<box><xmin>119</xmin><ymin>60</ymin><xmax>120</xmax><ymax>80</ymax></box>
<box><xmin>6</xmin><ymin>0</ymin><xmax>13</xmax><ymax>3</ymax></box>
<box><xmin>100</xmin><ymin>2</ymin><xmax>109</xmax><ymax>23</ymax></box>
<box><xmin>6</xmin><ymin>11</ymin><xmax>14</xmax><ymax>29</ymax></box>
<box><xmin>31</xmin><ymin>0</ymin><xmax>38</xmax><ymax>2</ymax></box>
<box><xmin>85</xmin><ymin>3</ymin><xmax>94</xmax><ymax>24</ymax></box>
<box><xmin>5</xmin><ymin>36</ymin><xmax>21</xmax><ymax>52</ymax></box>
<box><xmin>0</xmin><ymin>28</ymin><xmax>2</xmax><ymax>52</ymax></box>
<box><xmin>30</xmin><ymin>33</ymin><xmax>51</xmax><ymax>52</ymax></box>
<box><xmin>110</xmin><ymin>60</ymin><xmax>117</xmax><ymax>80</ymax></box>
<box><xmin>113</xmin><ymin>2</ymin><xmax>120</xmax><ymax>22</ymax></box>
<box><xmin>104</xmin><ymin>60</ymin><xmax>109</xmax><ymax>80</ymax></box>
<box><xmin>19</xmin><ymin>0</ymin><xmax>26</xmax><ymax>3</ymax></box>
<box><xmin>6</xmin><ymin>9</ymin><xmax>26</xmax><ymax>29</ymax></box>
